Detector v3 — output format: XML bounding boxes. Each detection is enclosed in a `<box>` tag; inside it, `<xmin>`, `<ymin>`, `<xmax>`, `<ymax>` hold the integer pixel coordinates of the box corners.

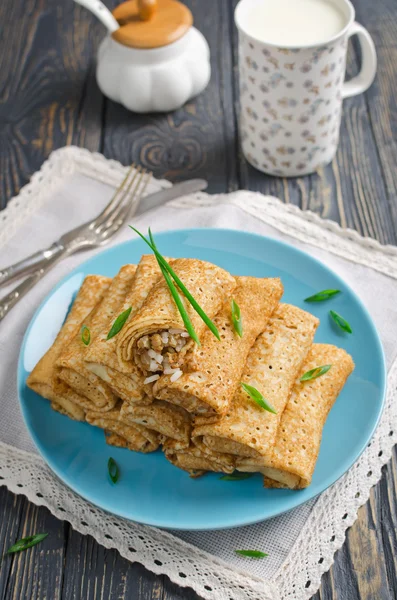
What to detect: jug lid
<box><xmin>112</xmin><ymin>0</ymin><xmax>193</xmax><ymax>49</ymax></box>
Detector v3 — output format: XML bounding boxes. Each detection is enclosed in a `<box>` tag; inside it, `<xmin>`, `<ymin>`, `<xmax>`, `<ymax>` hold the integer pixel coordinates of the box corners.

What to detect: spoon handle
<box><xmin>74</xmin><ymin>0</ymin><xmax>119</xmax><ymax>33</ymax></box>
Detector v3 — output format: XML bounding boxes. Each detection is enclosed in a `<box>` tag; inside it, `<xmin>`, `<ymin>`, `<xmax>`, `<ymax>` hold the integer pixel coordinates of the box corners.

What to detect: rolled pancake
<box><xmin>116</xmin><ymin>258</ymin><xmax>236</xmax><ymax>375</ymax></box>
<box><xmin>120</xmin><ymin>400</ymin><xmax>191</xmax><ymax>449</ymax></box>
<box><xmin>192</xmin><ymin>304</ymin><xmax>319</xmax><ymax>461</ymax></box>
<box><xmin>84</xmin><ymin>255</ymin><xmax>162</xmax><ymax>403</ymax></box>
<box><xmin>27</xmin><ymin>275</ymin><xmax>111</xmax><ymax>421</ymax></box>
<box><xmin>153</xmin><ymin>276</ymin><xmax>283</xmax><ymax>416</ymax></box>
<box><xmin>255</xmin><ymin>344</ymin><xmax>354</xmax><ymax>489</ymax></box>
<box><xmin>163</xmin><ymin>439</ymin><xmax>236</xmax><ymax>477</ymax></box>
<box><xmin>86</xmin><ymin>402</ymin><xmax>160</xmax><ymax>453</ymax></box>
<box><xmin>57</xmin><ymin>265</ymin><xmax>137</xmax><ymax>411</ymax></box>
<box><xmin>105</xmin><ymin>432</ymin><xmax>149</xmax><ymax>452</ymax></box>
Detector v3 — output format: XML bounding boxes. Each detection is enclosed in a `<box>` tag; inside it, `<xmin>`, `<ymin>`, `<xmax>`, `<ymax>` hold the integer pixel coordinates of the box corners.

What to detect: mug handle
<box><xmin>342</xmin><ymin>22</ymin><xmax>377</xmax><ymax>99</ymax></box>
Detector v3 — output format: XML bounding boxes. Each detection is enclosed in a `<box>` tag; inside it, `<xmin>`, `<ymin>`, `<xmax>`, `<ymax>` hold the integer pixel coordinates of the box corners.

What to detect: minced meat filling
<box><xmin>136</xmin><ymin>329</ymin><xmax>190</xmax><ymax>373</ymax></box>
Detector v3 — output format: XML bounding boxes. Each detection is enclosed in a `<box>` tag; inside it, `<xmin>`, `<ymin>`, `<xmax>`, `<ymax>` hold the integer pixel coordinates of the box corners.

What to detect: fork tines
<box><xmin>95</xmin><ymin>164</ymin><xmax>151</xmax><ymax>232</ymax></box>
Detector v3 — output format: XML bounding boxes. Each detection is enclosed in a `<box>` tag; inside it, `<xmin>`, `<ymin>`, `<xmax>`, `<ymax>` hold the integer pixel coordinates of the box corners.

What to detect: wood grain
<box><xmin>0</xmin><ymin>490</ymin><xmax>66</xmax><ymax>600</ymax></box>
<box><xmin>0</xmin><ymin>0</ymin><xmax>397</xmax><ymax>599</ymax></box>
<box><xmin>0</xmin><ymin>0</ymin><xmax>104</xmax><ymax>208</ymax></box>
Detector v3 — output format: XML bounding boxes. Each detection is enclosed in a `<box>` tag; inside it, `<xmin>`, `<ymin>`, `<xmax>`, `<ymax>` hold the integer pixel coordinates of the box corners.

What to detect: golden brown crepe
<box><xmin>192</xmin><ymin>304</ymin><xmax>319</xmax><ymax>462</ymax></box>
<box><xmin>163</xmin><ymin>439</ymin><xmax>236</xmax><ymax>477</ymax></box>
<box><xmin>27</xmin><ymin>275</ymin><xmax>111</xmax><ymax>421</ymax></box>
<box><xmin>120</xmin><ymin>400</ymin><xmax>191</xmax><ymax>449</ymax></box>
<box><xmin>153</xmin><ymin>276</ymin><xmax>283</xmax><ymax>416</ymax></box>
<box><xmin>105</xmin><ymin>432</ymin><xmax>146</xmax><ymax>452</ymax></box>
<box><xmin>85</xmin><ymin>402</ymin><xmax>160</xmax><ymax>453</ymax></box>
<box><xmin>116</xmin><ymin>258</ymin><xmax>236</xmax><ymax>375</ymax></box>
<box><xmin>256</xmin><ymin>344</ymin><xmax>354</xmax><ymax>489</ymax></box>
<box><xmin>56</xmin><ymin>265</ymin><xmax>137</xmax><ymax>411</ymax></box>
<box><xmin>85</xmin><ymin>255</ymin><xmax>162</xmax><ymax>403</ymax></box>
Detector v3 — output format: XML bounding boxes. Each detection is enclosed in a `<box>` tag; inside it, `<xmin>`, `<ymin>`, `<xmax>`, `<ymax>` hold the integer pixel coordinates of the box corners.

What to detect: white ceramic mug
<box><xmin>235</xmin><ymin>0</ymin><xmax>377</xmax><ymax>177</ymax></box>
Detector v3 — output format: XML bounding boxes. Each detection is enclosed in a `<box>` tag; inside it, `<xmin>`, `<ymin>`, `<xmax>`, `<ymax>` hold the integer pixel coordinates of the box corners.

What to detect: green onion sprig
<box><xmin>6</xmin><ymin>533</ymin><xmax>48</xmax><ymax>555</ymax></box>
<box><xmin>81</xmin><ymin>325</ymin><xmax>90</xmax><ymax>346</ymax></box>
<box><xmin>130</xmin><ymin>227</ymin><xmax>220</xmax><ymax>344</ymax></box>
<box><xmin>231</xmin><ymin>299</ymin><xmax>243</xmax><ymax>338</ymax></box>
<box><xmin>108</xmin><ymin>457</ymin><xmax>120</xmax><ymax>484</ymax></box>
<box><xmin>330</xmin><ymin>310</ymin><xmax>352</xmax><ymax>333</ymax></box>
<box><xmin>107</xmin><ymin>307</ymin><xmax>132</xmax><ymax>340</ymax></box>
<box><xmin>235</xmin><ymin>549</ymin><xmax>268</xmax><ymax>559</ymax></box>
<box><xmin>241</xmin><ymin>382</ymin><xmax>277</xmax><ymax>414</ymax></box>
<box><xmin>300</xmin><ymin>364</ymin><xmax>332</xmax><ymax>382</ymax></box>
<box><xmin>305</xmin><ymin>289</ymin><xmax>341</xmax><ymax>302</ymax></box>
<box><xmin>220</xmin><ymin>472</ymin><xmax>252</xmax><ymax>481</ymax></box>
<box><xmin>148</xmin><ymin>229</ymin><xmax>199</xmax><ymax>345</ymax></box>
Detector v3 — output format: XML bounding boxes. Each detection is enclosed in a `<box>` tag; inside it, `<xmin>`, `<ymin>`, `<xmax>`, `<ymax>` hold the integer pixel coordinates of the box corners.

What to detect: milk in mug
<box><xmin>243</xmin><ymin>0</ymin><xmax>347</xmax><ymax>47</ymax></box>
<box><xmin>235</xmin><ymin>0</ymin><xmax>377</xmax><ymax>176</ymax></box>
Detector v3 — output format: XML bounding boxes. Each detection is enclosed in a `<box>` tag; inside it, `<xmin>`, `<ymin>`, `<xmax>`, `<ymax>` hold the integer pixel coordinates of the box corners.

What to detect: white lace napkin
<box><xmin>1</xmin><ymin>147</ymin><xmax>396</xmax><ymax>600</ymax></box>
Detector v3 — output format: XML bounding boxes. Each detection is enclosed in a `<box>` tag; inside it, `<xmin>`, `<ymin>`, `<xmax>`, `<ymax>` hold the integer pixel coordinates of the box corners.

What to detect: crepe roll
<box><xmin>258</xmin><ymin>344</ymin><xmax>354</xmax><ymax>489</ymax></box>
<box><xmin>48</xmin><ymin>381</ymin><xmax>85</xmax><ymax>421</ymax></box>
<box><xmin>116</xmin><ymin>258</ymin><xmax>236</xmax><ymax>376</ymax></box>
<box><xmin>27</xmin><ymin>275</ymin><xmax>111</xmax><ymax>421</ymax></box>
<box><xmin>105</xmin><ymin>432</ymin><xmax>147</xmax><ymax>452</ymax></box>
<box><xmin>163</xmin><ymin>439</ymin><xmax>236</xmax><ymax>477</ymax></box>
<box><xmin>57</xmin><ymin>265</ymin><xmax>137</xmax><ymax>411</ymax></box>
<box><xmin>120</xmin><ymin>400</ymin><xmax>191</xmax><ymax>449</ymax></box>
<box><xmin>154</xmin><ymin>276</ymin><xmax>283</xmax><ymax>416</ymax></box>
<box><xmin>85</xmin><ymin>403</ymin><xmax>160</xmax><ymax>453</ymax></box>
<box><xmin>192</xmin><ymin>304</ymin><xmax>319</xmax><ymax>461</ymax></box>
<box><xmin>85</xmin><ymin>255</ymin><xmax>162</xmax><ymax>403</ymax></box>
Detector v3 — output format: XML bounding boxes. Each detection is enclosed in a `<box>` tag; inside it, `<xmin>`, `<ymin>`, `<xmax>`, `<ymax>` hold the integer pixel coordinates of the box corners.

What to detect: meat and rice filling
<box><xmin>136</xmin><ymin>328</ymin><xmax>191</xmax><ymax>382</ymax></box>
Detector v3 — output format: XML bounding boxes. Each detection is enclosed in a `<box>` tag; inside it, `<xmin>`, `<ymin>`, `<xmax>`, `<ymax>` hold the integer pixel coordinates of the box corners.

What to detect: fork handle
<box><xmin>0</xmin><ymin>249</ymin><xmax>67</xmax><ymax>322</ymax></box>
<box><xmin>0</xmin><ymin>242</ymin><xmax>64</xmax><ymax>287</ymax></box>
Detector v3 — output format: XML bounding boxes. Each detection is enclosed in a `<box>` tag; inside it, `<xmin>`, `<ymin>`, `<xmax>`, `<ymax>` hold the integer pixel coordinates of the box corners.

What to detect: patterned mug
<box><xmin>234</xmin><ymin>0</ymin><xmax>377</xmax><ymax>177</ymax></box>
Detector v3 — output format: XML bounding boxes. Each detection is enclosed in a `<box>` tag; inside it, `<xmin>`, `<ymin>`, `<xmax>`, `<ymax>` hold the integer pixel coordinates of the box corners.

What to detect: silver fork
<box><xmin>0</xmin><ymin>164</ymin><xmax>151</xmax><ymax>322</ymax></box>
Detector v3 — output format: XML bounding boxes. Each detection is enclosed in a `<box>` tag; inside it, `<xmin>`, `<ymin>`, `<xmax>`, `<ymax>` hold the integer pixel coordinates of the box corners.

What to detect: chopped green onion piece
<box><xmin>305</xmin><ymin>289</ymin><xmax>341</xmax><ymax>302</ymax></box>
<box><xmin>300</xmin><ymin>364</ymin><xmax>332</xmax><ymax>382</ymax></box>
<box><xmin>107</xmin><ymin>307</ymin><xmax>132</xmax><ymax>340</ymax></box>
<box><xmin>235</xmin><ymin>549</ymin><xmax>268</xmax><ymax>559</ymax></box>
<box><xmin>330</xmin><ymin>310</ymin><xmax>352</xmax><ymax>333</ymax></box>
<box><xmin>6</xmin><ymin>533</ymin><xmax>48</xmax><ymax>555</ymax></box>
<box><xmin>130</xmin><ymin>227</ymin><xmax>220</xmax><ymax>342</ymax></box>
<box><xmin>241</xmin><ymin>382</ymin><xmax>277</xmax><ymax>414</ymax></box>
<box><xmin>220</xmin><ymin>472</ymin><xmax>253</xmax><ymax>481</ymax></box>
<box><xmin>108</xmin><ymin>457</ymin><xmax>119</xmax><ymax>484</ymax></box>
<box><xmin>81</xmin><ymin>325</ymin><xmax>90</xmax><ymax>346</ymax></box>
<box><xmin>231</xmin><ymin>299</ymin><xmax>243</xmax><ymax>338</ymax></box>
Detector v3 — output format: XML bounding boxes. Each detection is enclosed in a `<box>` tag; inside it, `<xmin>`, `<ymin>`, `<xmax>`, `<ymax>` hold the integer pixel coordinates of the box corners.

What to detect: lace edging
<box><xmin>0</xmin><ymin>441</ymin><xmax>278</xmax><ymax>600</ymax></box>
<box><xmin>0</xmin><ymin>146</ymin><xmax>169</xmax><ymax>251</ymax></box>
<box><xmin>169</xmin><ymin>192</ymin><xmax>397</xmax><ymax>279</ymax></box>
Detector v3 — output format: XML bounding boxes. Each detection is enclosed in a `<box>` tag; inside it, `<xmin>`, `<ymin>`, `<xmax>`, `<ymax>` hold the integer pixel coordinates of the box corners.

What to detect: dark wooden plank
<box><xmin>311</xmin><ymin>1</ymin><xmax>397</xmax><ymax>597</ymax></box>
<box><xmin>353</xmin><ymin>0</ymin><xmax>397</xmax><ymax>232</ymax></box>
<box><xmin>162</xmin><ymin>575</ymin><xmax>202</xmax><ymax>600</ymax></box>
<box><xmin>0</xmin><ymin>0</ymin><xmax>104</xmax><ymax>208</ymax></box>
<box><xmin>0</xmin><ymin>490</ymin><xmax>66</xmax><ymax>600</ymax></box>
<box><xmin>0</xmin><ymin>488</ymin><xmax>26</xmax><ymax>598</ymax></box>
<box><xmin>102</xmin><ymin>0</ymin><xmax>239</xmax><ymax>193</ymax></box>
<box><xmin>61</xmin><ymin>527</ymin><xmax>201</xmax><ymax>600</ymax></box>
<box><xmin>61</xmin><ymin>528</ymin><xmax>159</xmax><ymax>600</ymax></box>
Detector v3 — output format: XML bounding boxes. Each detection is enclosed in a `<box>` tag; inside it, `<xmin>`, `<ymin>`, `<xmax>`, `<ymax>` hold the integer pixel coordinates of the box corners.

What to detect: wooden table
<box><xmin>1</xmin><ymin>0</ymin><xmax>396</xmax><ymax>598</ymax></box>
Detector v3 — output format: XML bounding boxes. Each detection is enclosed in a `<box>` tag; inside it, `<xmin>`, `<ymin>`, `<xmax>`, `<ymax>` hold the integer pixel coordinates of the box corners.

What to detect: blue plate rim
<box><xmin>17</xmin><ymin>227</ymin><xmax>387</xmax><ymax>530</ymax></box>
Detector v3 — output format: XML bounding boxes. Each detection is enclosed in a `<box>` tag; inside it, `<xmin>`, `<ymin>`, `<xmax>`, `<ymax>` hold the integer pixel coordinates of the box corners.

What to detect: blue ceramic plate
<box><xmin>18</xmin><ymin>229</ymin><xmax>386</xmax><ymax>530</ymax></box>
